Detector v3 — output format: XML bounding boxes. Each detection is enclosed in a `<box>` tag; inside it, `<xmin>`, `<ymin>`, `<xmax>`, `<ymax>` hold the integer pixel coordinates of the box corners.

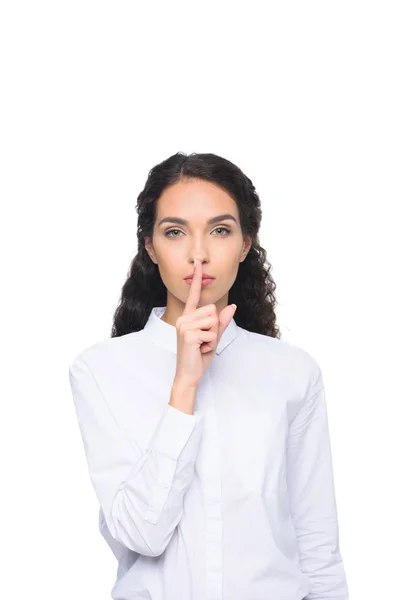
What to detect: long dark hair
<box><xmin>110</xmin><ymin>152</ymin><xmax>281</xmax><ymax>339</ymax></box>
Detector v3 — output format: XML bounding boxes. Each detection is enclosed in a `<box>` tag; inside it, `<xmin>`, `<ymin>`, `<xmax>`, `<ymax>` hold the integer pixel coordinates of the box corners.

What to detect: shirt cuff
<box><xmin>148</xmin><ymin>404</ymin><xmax>204</xmax><ymax>462</ymax></box>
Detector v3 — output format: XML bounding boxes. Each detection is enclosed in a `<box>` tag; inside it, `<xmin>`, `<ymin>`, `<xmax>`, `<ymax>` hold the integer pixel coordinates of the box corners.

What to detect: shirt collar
<box><xmin>143</xmin><ymin>306</ymin><xmax>238</xmax><ymax>355</ymax></box>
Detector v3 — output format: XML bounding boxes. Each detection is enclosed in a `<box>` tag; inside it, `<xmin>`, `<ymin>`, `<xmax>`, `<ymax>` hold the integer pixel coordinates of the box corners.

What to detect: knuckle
<box><xmin>179</xmin><ymin>323</ymin><xmax>188</xmax><ymax>334</ymax></box>
<box><xmin>176</xmin><ymin>316</ymin><xmax>188</xmax><ymax>330</ymax></box>
<box><xmin>182</xmin><ymin>328</ymin><xmax>192</xmax><ymax>340</ymax></box>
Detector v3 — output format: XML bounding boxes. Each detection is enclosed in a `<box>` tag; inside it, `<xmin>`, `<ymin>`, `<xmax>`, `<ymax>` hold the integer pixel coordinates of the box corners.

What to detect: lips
<box><xmin>184</xmin><ymin>274</ymin><xmax>215</xmax><ymax>280</ymax></box>
<box><xmin>184</xmin><ymin>277</ymin><xmax>215</xmax><ymax>287</ymax></box>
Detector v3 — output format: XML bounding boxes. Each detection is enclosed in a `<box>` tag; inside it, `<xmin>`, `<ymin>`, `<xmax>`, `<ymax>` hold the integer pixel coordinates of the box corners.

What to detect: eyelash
<box><xmin>164</xmin><ymin>227</ymin><xmax>232</xmax><ymax>239</ymax></box>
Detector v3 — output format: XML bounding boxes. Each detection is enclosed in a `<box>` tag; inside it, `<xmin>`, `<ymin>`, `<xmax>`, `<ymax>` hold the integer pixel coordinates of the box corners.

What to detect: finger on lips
<box><xmin>184</xmin><ymin>257</ymin><xmax>202</xmax><ymax>315</ymax></box>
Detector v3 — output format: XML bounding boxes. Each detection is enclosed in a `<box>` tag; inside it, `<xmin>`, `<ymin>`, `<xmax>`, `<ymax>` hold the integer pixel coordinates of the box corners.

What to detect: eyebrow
<box><xmin>158</xmin><ymin>214</ymin><xmax>238</xmax><ymax>227</ymax></box>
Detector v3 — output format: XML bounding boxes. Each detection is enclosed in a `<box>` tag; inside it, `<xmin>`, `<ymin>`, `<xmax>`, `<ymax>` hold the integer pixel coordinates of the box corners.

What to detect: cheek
<box><xmin>154</xmin><ymin>239</ymin><xmax>179</xmax><ymax>264</ymax></box>
<box><xmin>225</xmin><ymin>260</ymin><xmax>241</xmax><ymax>286</ymax></box>
<box><xmin>156</xmin><ymin>249</ymin><xmax>181</xmax><ymax>281</ymax></box>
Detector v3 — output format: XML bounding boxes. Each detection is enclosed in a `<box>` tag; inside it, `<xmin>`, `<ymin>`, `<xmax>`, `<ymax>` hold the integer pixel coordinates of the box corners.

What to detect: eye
<box><xmin>164</xmin><ymin>227</ymin><xmax>232</xmax><ymax>238</ymax></box>
<box><xmin>164</xmin><ymin>229</ymin><xmax>182</xmax><ymax>238</ymax></box>
<box><xmin>213</xmin><ymin>227</ymin><xmax>231</xmax><ymax>236</ymax></box>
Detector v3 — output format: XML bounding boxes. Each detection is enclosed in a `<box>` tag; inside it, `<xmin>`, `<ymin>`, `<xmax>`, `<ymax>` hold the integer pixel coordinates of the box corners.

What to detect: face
<box><xmin>145</xmin><ymin>178</ymin><xmax>252</xmax><ymax>325</ymax></box>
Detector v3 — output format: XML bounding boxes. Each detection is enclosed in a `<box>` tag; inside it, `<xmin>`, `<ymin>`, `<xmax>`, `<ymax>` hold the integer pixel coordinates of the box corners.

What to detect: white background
<box><xmin>1</xmin><ymin>1</ymin><xmax>399</xmax><ymax>598</ymax></box>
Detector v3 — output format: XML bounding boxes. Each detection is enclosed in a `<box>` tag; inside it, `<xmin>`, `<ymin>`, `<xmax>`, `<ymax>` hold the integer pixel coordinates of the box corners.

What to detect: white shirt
<box><xmin>68</xmin><ymin>306</ymin><xmax>349</xmax><ymax>600</ymax></box>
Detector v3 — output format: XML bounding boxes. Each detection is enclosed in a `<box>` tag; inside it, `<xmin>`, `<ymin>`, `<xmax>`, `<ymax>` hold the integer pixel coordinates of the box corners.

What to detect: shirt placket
<box><xmin>200</xmin><ymin>373</ymin><xmax>223</xmax><ymax>600</ymax></box>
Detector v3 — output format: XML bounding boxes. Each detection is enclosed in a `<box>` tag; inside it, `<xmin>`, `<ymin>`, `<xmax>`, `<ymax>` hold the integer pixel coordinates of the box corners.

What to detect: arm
<box><xmin>68</xmin><ymin>356</ymin><xmax>204</xmax><ymax>557</ymax></box>
<box><xmin>286</xmin><ymin>364</ymin><xmax>349</xmax><ymax>600</ymax></box>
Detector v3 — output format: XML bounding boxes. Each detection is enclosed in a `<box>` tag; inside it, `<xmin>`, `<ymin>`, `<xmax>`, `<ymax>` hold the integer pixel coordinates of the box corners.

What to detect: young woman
<box><xmin>69</xmin><ymin>152</ymin><xmax>349</xmax><ymax>600</ymax></box>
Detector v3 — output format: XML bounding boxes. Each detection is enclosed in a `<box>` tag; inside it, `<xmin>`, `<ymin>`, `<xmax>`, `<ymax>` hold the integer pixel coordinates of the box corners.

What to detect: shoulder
<box><xmin>236</xmin><ymin>326</ymin><xmax>322</xmax><ymax>390</ymax></box>
<box><xmin>68</xmin><ymin>329</ymin><xmax>149</xmax><ymax>377</ymax></box>
<box><xmin>239</xmin><ymin>326</ymin><xmax>319</xmax><ymax>367</ymax></box>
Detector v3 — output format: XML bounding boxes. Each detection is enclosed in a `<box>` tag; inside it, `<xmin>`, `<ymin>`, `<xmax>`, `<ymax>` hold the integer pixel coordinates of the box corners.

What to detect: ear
<box><xmin>144</xmin><ymin>237</ymin><xmax>157</xmax><ymax>264</ymax></box>
<box><xmin>240</xmin><ymin>236</ymin><xmax>252</xmax><ymax>261</ymax></box>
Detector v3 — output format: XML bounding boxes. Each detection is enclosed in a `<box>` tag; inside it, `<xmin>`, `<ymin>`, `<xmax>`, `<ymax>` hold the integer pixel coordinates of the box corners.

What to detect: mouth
<box><xmin>184</xmin><ymin>277</ymin><xmax>215</xmax><ymax>287</ymax></box>
<box><xmin>184</xmin><ymin>274</ymin><xmax>215</xmax><ymax>281</ymax></box>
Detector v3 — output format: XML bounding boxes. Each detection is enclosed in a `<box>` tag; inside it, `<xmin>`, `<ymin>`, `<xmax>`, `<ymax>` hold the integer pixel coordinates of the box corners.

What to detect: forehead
<box><xmin>157</xmin><ymin>178</ymin><xmax>238</xmax><ymax>218</ymax></box>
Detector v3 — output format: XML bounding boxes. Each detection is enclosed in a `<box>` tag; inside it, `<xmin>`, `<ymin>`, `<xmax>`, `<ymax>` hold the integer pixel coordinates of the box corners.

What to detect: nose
<box><xmin>189</xmin><ymin>235</ymin><xmax>211</xmax><ymax>266</ymax></box>
<box><xmin>191</xmin><ymin>255</ymin><xmax>207</xmax><ymax>267</ymax></box>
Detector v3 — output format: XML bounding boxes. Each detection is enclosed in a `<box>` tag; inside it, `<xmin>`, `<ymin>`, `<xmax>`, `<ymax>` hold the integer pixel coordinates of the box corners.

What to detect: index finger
<box><xmin>182</xmin><ymin>258</ymin><xmax>203</xmax><ymax>315</ymax></box>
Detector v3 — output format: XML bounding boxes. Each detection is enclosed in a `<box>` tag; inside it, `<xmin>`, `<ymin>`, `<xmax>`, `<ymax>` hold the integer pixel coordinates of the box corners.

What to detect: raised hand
<box><xmin>174</xmin><ymin>259</ymin><xmax>237</xmax><ymax>389</ymax></box>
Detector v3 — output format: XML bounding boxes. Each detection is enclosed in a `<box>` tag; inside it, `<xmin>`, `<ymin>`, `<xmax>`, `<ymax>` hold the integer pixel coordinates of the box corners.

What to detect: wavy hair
<box><xmin>110</xmin><ymin>152</ymin><xmax>280</xmax><ymax>339</ymax></box>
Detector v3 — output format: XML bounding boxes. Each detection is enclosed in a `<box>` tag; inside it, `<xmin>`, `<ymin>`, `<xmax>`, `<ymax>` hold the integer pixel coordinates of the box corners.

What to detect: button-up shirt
<box><xmin>68</xmin><ymin>306</ymin><xmax>349</xmax><ymax>600</ymax></box>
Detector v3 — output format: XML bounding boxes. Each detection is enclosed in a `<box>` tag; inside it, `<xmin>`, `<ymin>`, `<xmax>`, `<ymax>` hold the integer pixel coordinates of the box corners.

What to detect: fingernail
<box><xmin>232</xmin><ymin>304</ymin><xmax>237</xmax><ymax>311</ymax></box>
<box><xmin>194</xmin><ymin>258</ymin><xmax>197</xmax><ymax>267</ymax></box>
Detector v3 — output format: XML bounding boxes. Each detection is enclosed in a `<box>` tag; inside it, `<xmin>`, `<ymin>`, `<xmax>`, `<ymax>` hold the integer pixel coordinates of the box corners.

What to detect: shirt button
<box><xmin>161</xmin><ymin>482</ymin><xmax>169</xmax><ymax>488</ymax></box>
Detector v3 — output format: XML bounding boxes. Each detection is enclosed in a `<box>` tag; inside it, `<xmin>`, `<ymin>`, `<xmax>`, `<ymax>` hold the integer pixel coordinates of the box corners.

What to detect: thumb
<box><xmin>218</xmin><ymin>304</ymin><xmax>237</xmax><ymax>340</ymax></box>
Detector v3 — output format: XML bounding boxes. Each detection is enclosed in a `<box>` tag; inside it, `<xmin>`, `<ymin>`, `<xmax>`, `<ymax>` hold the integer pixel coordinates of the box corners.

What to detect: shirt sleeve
<box><xmin>286</xmin><ymin>364</ymin><xmax>350</xmax><ymax>600</ymax></box>
<box><xmin>68</xmin><ymin>355</ymin><xmax>204</xmax><ymax>557</ymax></box>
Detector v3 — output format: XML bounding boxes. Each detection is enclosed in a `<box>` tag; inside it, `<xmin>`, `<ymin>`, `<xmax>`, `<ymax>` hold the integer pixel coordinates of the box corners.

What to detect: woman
<box><xmin>69</xmin><ymin>151</ymin><xmax>349</xmax><ymax>600</ymax></box>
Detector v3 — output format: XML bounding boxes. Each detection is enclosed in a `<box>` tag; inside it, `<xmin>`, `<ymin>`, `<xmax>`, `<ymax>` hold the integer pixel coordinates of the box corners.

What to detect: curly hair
<box><xmin>110</xmin><ymin>151</ymin><xmax>281</xmax><ymax>339</ymax></box>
